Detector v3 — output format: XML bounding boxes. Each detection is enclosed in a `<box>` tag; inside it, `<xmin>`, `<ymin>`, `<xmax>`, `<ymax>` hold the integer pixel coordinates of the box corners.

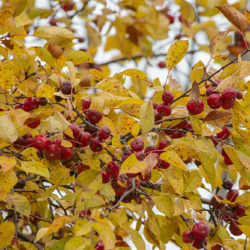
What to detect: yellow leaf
<box><xmin>76</xmin><ymin>169</ymin><xmax>100</xmax><ymax>192</ymax></box>
<box><xmin>36</xmin><ymin>83</ymin><xmax>55</xmax><ymax>98</ymax></box>
<box><xmin>160</xmin><ymin>151</ymin><xmax>187</xmax><ymax>170</ymax></box>
<box><xmin>64</xmin><ymin>236</ymin><xmax>90</xmax><ymax>250</ymax></box>
<box><xmin>112</xmin><ymin>133</ymin><xmax>123</xmax><ymax>148</ymax></box>
<box><xmin>0</xmin><ymin>156</ymin><xmax>16</xmax><ymax>172</ymax></box>
<box><xmin>19</xmin><ymin>161</ymin><xmax>50</xmax><ymax>179</ymax></box>
<box><xmin>215</xmin><ymin>60</ymin><xmax>250</xmax><ymax>92</ymax></box>
<box><xmin>43</xmin><ymin>112</ymin><xmax>70</xmax><ymax>133</ymax></box>
<box><xmin>162</xmin><ymin>166</ymin><xmax>184</xmax><ymax>195</ymax></box>
<box><xmin>190</xmin><ymin>60</ymin><xmax>205</xmax><ymax>83</ymax></box>
<box><xmin>0</xmin><ymin>170</ymin><xmax>17</xmax><ymax>201</ymax></box>
<box><xmin>140</xmin><ymin>101</ymin><xmax>154</xmax><ymax>134</ymax></box>
<box><xmin>115</xmin><ymin>113</ymin><xmax>139</xmax><ymax>134</ymax></box>
<box><xmin>7</xmin><ymin>194</ymin><xmax>31</xmax><ymax>217</ymax></box>
<box><xmin>34</xmin><ymin>47</ymin><xmax>56</xmax><ymax>68</ymax></box>
<box><xmin>177</xmin><ymin>0</ymin><xmax>195</xmax><ymax>23</ymax></box>
<box><xmin>65</xmin><ymin>50</ymin><xmax>94</xmax><ymax>65</ymax></box>
<box><xmin>165</xmin><ymin>40</ymin><xmax>189</xmax><ymax>70</ymax></box>
<box><xmin>96</xmin><ymin>77</ymin><xmax>130</xmax><ymax>97</ymax></box>
<box><xmin>36</xmin><ymin>216</ymin><xmax>72</xmax><ymax>241</ymax></box>
<box><xmin>152</xmin><ymin>195</ymin><xmax>174</xmax><ymax>217</ymax></box>
<box><xmin>236</xmin><ymin>192</ymin><xmax>250</xmax><ymax>206</ymax></box>
<box><xmin>74</xmin><ymin>219</ymin><xmax>93</xmax><ymax>236</ymax></box>
<box><xmin>61</xmin><ymin>140</ymin><xmax>72</xmax><ymax>148</ymax></box>
<box><xmin>0</xmin><ymin>222</ymin><xmax>15</xmax><ymax>248</ymax></box>
<box><xmin>34</xmin><ymin>26</ymin><xmax>75</xmax><ymax>47</ymax></box>
<box><xmin>0</xmin><ymin>114</ymin><xmax>18</xmax><ymax>143</ymax></box>
<box><xmin>184</xmin><ymin>170</ymin><xmax>202</xmax><ymax>193</ymax></box>
<box><xmin>89</xmin><ymin>69</ymin><xmax>107</xmax><ymax>81</ymax></box>
<box><xmin>128</xmin><ymin>228</ymin><xmax>146</xmax><ymax>250</ymax></box>
<box><xmin>0</xmin><ymin>60</ymin><xmax>17</xmax><ymax>90</ymax></box>
<box><xmin>93</xmin><ymin>222</ymin><xmax>116</xmax><ymax>249</ymax></box>
<box><xmin>120</xmin><ymin>69</ymin><xmax>147</xmax><ymax>80</ymax></box>
<box><xmin>209</xmin><ymin>30</ymin><xmax>231</xmax><ymax>58</ymax></box>
<box><xmin>198</xmin><ymin>151</ymin><xmax>216</xmax><ymax>189</ymax></box>
<box><xmin>120</xmin><ymin>154</ymin><xmax>143</xmax><ymax>174</ymax></box>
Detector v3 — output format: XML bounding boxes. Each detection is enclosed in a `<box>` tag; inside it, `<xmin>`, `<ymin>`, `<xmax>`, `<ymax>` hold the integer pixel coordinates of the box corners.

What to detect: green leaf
<box><xmin>64</xmin><ymin>236</ymin><xmax>91</xmax><ymax>250</ymax></box>
<box><xmin>73</xmin><ymin>219</ymin><xmax>93</xmax><ymax>236</ymax></box>
<box><xmin>19</xmin><ymin>161</ymin><xmax>50</xmax><ymax>179</ymax></box>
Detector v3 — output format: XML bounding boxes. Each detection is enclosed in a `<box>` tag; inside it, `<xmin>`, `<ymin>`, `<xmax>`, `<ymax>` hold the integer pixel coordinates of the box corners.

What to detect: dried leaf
<box><xmin>217</xmin><ymin>5</ymin><xmax>248</xmax><ymax>33</ymax></box>
<box><xmin>165</xmin><ymin>40</ymin><xmax>189</xmax><ymax>70</ymax></box>
<box><xmin>47</xmin><ymin>42</ymin><xmax>63</xmax><ymax>59</ymax></box>
<box><xmin>190</xmin><ymin>81</ymin><xmax>200</xmax><ymax>103</ymax></box>
<box><xmin>204</xmin><ymin>110</ymin><xmax>232</xmax><ymax>126</ymax></box>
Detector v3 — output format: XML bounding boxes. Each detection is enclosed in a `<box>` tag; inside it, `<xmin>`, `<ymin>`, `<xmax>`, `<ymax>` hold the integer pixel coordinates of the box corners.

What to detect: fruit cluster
<box><xmin>211</xmin><ymin>179</ymin><xmax>245</xmax><ymax>236</ymax></box>
<box><xmin>182</xmin><ymin>221</ymin><xmax>210</xmax><ymax>249</ymax></box>
<box><xmin>206</xmin><ymin>87</ymin><xmax>242</xmax><ymax>110</ymax></box>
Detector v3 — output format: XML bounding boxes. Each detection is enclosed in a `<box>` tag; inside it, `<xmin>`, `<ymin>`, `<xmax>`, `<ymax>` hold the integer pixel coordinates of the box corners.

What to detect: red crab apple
<box><xmin>192</xmin><ymin>221</ymin><xmax>209</xmax><ymax>240</ymax></box>
<box><xmin>60</xmin><ymin>81</ymin><xmax>72</xmax><ymax>95</ymax></box>
<box><xmin>46</xmin><ymin>144</ymin><xmax>61</xmax><ymax>160</ymax></box>
<box><xmin>86</xmin><ymin>110</ymin><xmax>102</xmax><ymax>124</ymax></box>
<box><xmin>187</xmin><ymin>99</ymin><xmax>204</xmax><ymax>115</ymax></box>
<box><xmin>131</xmin><ymin>138</ymin><xmax>144</xmax><ymax>152</ymax></box>
<box><xmin>182</xmin><ymin>230</ymin><xmax>194</xmax><ymax>243</ymax></box>
<box><xmin>226</xmin><ymin>189</ymin><xmax>239</xmax><ymax>202</ymax></box>
<box><xmin>97</xmin><ymin>126</ymin><xmax>111</xmax><ymax>139</ymax></box>
<box><xmin>34</xmin><ymin>135</ymin><xmax>49</xmax><ymax>151</ymax></box>
<box><xmin>162</xmin><ymin>91</ymin><xmax>174</xmax><ymax>104</ymax></box>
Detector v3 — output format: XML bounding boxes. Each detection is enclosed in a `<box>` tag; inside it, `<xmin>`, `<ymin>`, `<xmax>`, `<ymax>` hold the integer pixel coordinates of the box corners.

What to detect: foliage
<box><xmin>0</xmin><ymin>0</ymin><xmax>249</xmax><ymax>249</ymax></box>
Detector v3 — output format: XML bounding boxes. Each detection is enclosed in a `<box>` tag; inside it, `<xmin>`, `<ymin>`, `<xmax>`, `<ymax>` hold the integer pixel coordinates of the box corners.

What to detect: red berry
<box><xmin>221</xmin><ymin>148</ymin><xmax>233</xmax><ymax>165</ymax></box>
<box><xmin>106</xmin><ymin>161</ymin><xmax>120</xmax><ymax>178</ymax></box>
<box><xmin>206</xmin><ymin>87</ymin><xmax>217</xmax><ymax>96</ymax></box>
<box><xmin>222</xmin><ymin>178</ymin><xmax>233</xmax><ymax>190</ymax></box>
<box><xmin>229</xmin><ymin>222</ymin><xmax>242</xmax><ymax>236</ymax></box>
<box><xmin>221</xmin><ymin>88</ymin><xmax>237</xmax><ymax>103</ymax></box>
<box><xmin>69</xmin><ymin>124</ymin><xmax>81</xmax><ymax>139</ymax></box>
<box><xmin>158</xmin><ymin>61</ymin><xmax>166</xmax><ymax>68</ymax></box>
<box><xmin>236</xmin><ymin>90</ymin><xmax>243</xmax><ymax>99</ymax></box>
<box><xmin>166</xmin><ymin>13</ymin><xmax>174</xmax><ymax>24</ymax></box>
<box><xmin>178</xmin><ymin>14</ymin><xmax>185</xmax><ymax>22</ymax></box>
<box><xmin>226</xmin><ymin>189</ymin><xmax>239</xmax><ymax>202</ymax></box>
<box><xmin>14</xmin><ymin>137</ymin><xmax>25</xmax><ymax>149</ymax></box>
<box><xmin>61</xmin><ymin>147</ymin><xmax>73</xmax><ymax>161</ymax></box>
<box><xmin>171</xmin><ymin>131</ymin><xmax>185</xmax><ymax>139</ymax></box>
<box><xmin>182</xmin><ymin>230</ymin><xmax>194</xmax><ymax>243</ymax></box>
<box><xmin>135</xmin><ymin>151</ymin><xmax>146</xmax><ymax>161</ymax></box>
<box><xmin>152</xmin><ymin>102</ymin><xmax>158</xmax><ymax>109</ymax></box>
<box><xmin>157</xmin><ymin>103</ymin><xmax>172</xmax><ymax>116</ymax></box>
<box><xmin>86</xmin><ymin>110</ymin><xmax>102</xmax><ymax>124</ymax></box>
<box><xmin>27</xmin><ymin>119</ymin><xmax>41</xmax><ymax>129</ymax></box>
<box><xmin>61</xmin><ymin>81</ymin><xmax>72</xmax><ymax>95</ymax></box>
<box><xmin>186</xmin><ymin>121</ymin><xmax>193</xmax><ymax>130</ymax></box>
<box><xmin>192</xmin><ymin>239</ymin><xmax>203</xmax><ymax>249</ymax></box>
<box><xmin>211</xmin><ymin>195</ymin><xmax>223</xmax><ymax>208</ymax></box>
<box><xmin>90</xmin><ymin>138</ymin><xmax>103</xmax><ymax>152</ymax></box>
<box><xmin>139</xmin><ymin>172</ymin><xmax>151</xmax><ymax>181</ymax></box>
<box><xmin>192</xmin><ymin>221</ymin><xmax>209</xmax><ymax>240</ymax></box>
<box><xmin>49</xmin><ymin>18</ymin><xmax>57</xmax><ymax>26</ymax></box>
<box><xmin>111</xmin><ymin>181</ymin><xmax>126</xmax><ymax>196</ymax></box>
<box><xmin>187</xmin><ymin>99</ymin><xmax>204</xmax><ymax>115</ymax></box>
<box><xmin>176</xmin><ymin>119</ymin><xmax>188</xmax><ymax>129</ymax></box>
<box><xmin>235</xmin><ymin>204</ymin><xmax>246</xmax><ymax>217</ymax></box>
<box><xmin>207</xmin><ymin>94</ymin><xmax>222</xmax><ymax>109</ymax></box>
<box><xmin>127</xmin><ymin>178</ymin><xmax>140</xmax><ymax>189</ymax></box>
<box><xmin>154</xmin><ymin>109</ymin><xmax>162</xmax><ymax>122</ymax></box>
<box><xmin>157</xmin><ymin>159</ymin><xmax>170</xmax><ymax>169</ymax></box>
<box><xmin>222</xmin><ymin>100</ymin><xmax>235</xmax><ymax>110</ymax></box>
<box><xmin>95</xmin><ymin>240</ymin><xmax>104</xmax><ymax>250</ymax></box>
<box><xmin>144</xmin><ymin>145</ymin><xmax>158</xmax><ymax>154</ymax></box>
<box><xmin>131</xmin><ymin>139</ymin><xmax>144</xmax><ymax>152</ymax></box>
<box><xmin>62</xmin><ymin>0</ymin><xmax>74</xmax><ymax>11</ymax></box>
<box><xmin>162</xmin><ymin>91</ymin><xmax>174</xmax><ymax>104</ymax></box>
<box><xmin>23</xmin><ymin>137</ymin><xmax>34</xmax><ymax>147</ymax></box>
<box><xmin>14</xmin><ymin>104</ymin><xmax>23</xmax><ymax>109</ymax></box>
<box><xmin>97</xmin><ymin>126</ymin><xmax>111</xmax><ymax>139</ymax></box>
<box><xmin>121</xmin><ymin>148</ymin><xmax>133</xmax><ymax>161</ymax></box>
<box><xmin>216</xmin><ymin>127</ymin><xmax>230</xmax><ymax>140</ymax></box>
<box><xmin>82</xmin><ymin>99</ymin><xmax>91</xmax><ymax>111</ymax></box>
<box><xmin>78</xmin><ymin>132</ymin><xmax>91</xmax><ymax>147</ymax></box>
<box><xmin>76</xmin><ymin>163</ymin><xmax>89</xmax><ymax>174</ymax></box>
<box><xmin>23</xmin><ymin>97</ymin><xmax>39</xmax><ymax>112</ymax></box>
<box><xmin>101</xmin><ymin>171</ymin><xmax>110</xmax><ymax>183</ymax></box>
<box><xmin>79</xmin><ymin>209</ymin><xmax>91</xmax><ymax>218</ymax></box>
<box><xmin>211</xmin><ymin>244</ymin><xmax>222</xmax><ymax>250</ymax></box>
<box><xmin>46</xmin><ymin>144</ymin><xmax>62</xmax><ymax>160</ymax></box>
<box><xmin>38</xmin><ymin>98</ymin><xmax>48</xmax><ymax>106</ymax></box>
<box><xmin>34</xmin><ymin>135</ymin><xmax>49</xmax><ymax>151</ymax></box>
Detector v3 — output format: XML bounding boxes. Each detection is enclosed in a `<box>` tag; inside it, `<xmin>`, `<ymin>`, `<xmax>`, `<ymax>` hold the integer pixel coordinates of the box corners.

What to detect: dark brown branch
<box><xmin>17</xmin><ymin>231</ymin><xmax>44</xmax><ymax>250</ymax></box>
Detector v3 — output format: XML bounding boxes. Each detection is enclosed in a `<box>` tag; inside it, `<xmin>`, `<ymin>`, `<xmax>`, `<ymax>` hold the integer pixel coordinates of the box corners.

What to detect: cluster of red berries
<box><xmin>14</xmin><ymin>133</ymin><xmax>34</xmax><ymax>149</ymax></box>
<box><xmin>206</xmin><ymin>87</ymin><xmax>242</xmax><ymax>110</ymax></box>
<box><xmin>154</xmin><ymin>91</ymin><xmax>173</xmax><ymax>121</ymax></box>
<box><xmin>182</xmin><ymin>221</ymin><xmax>210</xmax><ymax>249</ymax></box>
<box><xmin>165</xmin><ymin>119</ymin><xmax>193</xmax><ymax>139</ymax></box>
<box><xmin>211</xmin><ymin>179</ymin><xmax>245</xmax><ymax>237</ymax></box>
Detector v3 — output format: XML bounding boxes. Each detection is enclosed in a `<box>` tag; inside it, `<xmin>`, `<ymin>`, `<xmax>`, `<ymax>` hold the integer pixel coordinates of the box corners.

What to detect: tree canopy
<box><xmin>0</xmin><ymin>0</ymin><xmax>249</xmax><ymax>249</ymax></box>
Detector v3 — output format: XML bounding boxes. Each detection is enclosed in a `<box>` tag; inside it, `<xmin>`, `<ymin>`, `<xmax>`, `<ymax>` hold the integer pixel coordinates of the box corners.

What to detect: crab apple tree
<box><xmin>0</xmin><ymin>0</ymin><xmax>249</xmax><ymax>250</ymax></box>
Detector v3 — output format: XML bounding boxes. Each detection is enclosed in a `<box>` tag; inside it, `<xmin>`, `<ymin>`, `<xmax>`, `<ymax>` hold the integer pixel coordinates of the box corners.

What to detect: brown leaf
<box><xmin>47</xmin><ymin>42</ymin><xmax>63</xmax><ymax>59</ymax></box>
<box><xmin>204</xmin><ymin>110</ymin><xmax>232</xmax><ymax>126</ymax></box>
<box><xmin>190</xmin><ymin>81</ymin><xmax>200</xmax><ymax>103</ymax></box>
<box><xmin>216</xmin><ymin>5</ymin><xmax>248</xmax><ymax>33</ymax></box>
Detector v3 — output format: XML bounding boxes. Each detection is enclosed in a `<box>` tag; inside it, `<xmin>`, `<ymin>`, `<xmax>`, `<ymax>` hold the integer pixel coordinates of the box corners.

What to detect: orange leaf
<box><xmin>216</xmin><ymin>5</ymin><xmax>248</xmax><ymax>33</ymax></box>
<box><xmin>204</xmin><ymin>110</ymin><xmax>232</xmax><ymax>126</ymax></box>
